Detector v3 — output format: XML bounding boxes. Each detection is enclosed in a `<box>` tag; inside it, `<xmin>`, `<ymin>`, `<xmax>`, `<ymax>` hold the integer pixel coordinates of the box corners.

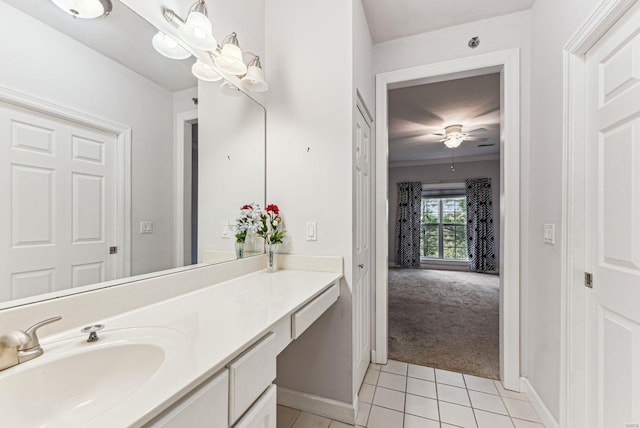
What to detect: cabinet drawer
<box><xmin>233</xmin><ymin>384</ymin><xmax>276</xmax><ymax>428</ymax></box>
<box><xmin>145</xmin><ymin>369</ymin><xmax>228</xmax><ymax>428</ymax></box>
<box><xmin>292</xmin><ymin>282</ymin><xmax>340</xmax><ymax>339</ymax></box>
<box><xmin>228</xmin><ymin>333</ymin><xmax>276</xmax><ymax>425</ymax></box>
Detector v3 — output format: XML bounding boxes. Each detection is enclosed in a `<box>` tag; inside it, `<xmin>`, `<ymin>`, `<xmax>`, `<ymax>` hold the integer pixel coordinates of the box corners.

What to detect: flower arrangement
<box><xmin>256</xmin><ymin>204</ymin><xmax>286</xmax><ymax>245</ymax></box>
<box><xmin>234</xmin><ymin>203</ymin><xmax>261</xmax><ymax>244</ymax></box>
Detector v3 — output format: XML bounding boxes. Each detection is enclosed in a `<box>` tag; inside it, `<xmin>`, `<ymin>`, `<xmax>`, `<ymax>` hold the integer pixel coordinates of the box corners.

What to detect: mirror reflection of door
<box><xmin>182</xmin><ymin>119</ymin><xmax>199</xmax><ymax>267</ymax></box>
<box><xmin>191</xmin><ymin>123</ymin><xmax>198</xmax><ymax>265</ymax></box>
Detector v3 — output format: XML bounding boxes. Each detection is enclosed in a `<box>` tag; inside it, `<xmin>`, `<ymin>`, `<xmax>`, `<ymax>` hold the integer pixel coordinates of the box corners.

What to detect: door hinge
<box><xmin>585</xmin><ymin>272</ymin><xmax>593</xmax><ymax>288</ymax></box>
<box><xmin>109</xmin><ymin>246</ymin><xmax>118</xmax><ymax>255</ymax></box>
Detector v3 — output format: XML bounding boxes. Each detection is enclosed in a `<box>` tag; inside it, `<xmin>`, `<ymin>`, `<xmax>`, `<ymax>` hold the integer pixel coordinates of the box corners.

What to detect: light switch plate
<box><xmin>222</xmin><ymin>221</ymin><xmax>231</xmax><ymax>239</ymax></box>
<box><xmin>140</xmin><ymin>221</ymin><xmax>153</xmax><ymax>234</ymax></box>
<box><xmin>306</xmin><ymin>222</ymin><xmax>317</xmax><ymax>241</ymax></box>
<box><xmin>544</xmin><ymin>223</ymin><xmax>555</xmax><ymax>245</ymax></box>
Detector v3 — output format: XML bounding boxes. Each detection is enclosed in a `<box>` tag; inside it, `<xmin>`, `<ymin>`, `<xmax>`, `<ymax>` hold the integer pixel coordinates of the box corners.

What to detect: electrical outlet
<box><xmin>222</xmin><ymin>221</ymin><xmax>231</xmax><ymax>239</ymax></box>
<box><xmin>306</xmin><ymin>222</ymin><xmax>317</xmax><ymax>241</ymax></box>
<box><xmin>140</xmin><ymin>221</ymin><xmax>153</xmax><ymax>234</ymax></box>
<box><xmin>544</xmin><ymin>223</ymin><xmax>555</xmax><ymax>245</ymax></box>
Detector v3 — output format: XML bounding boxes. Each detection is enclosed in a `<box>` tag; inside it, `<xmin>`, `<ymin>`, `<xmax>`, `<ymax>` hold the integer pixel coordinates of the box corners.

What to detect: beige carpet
<box><xmin>388</xmin><ymin>268</ymin><xmax>500</xmax><ymax>379</ymax></box>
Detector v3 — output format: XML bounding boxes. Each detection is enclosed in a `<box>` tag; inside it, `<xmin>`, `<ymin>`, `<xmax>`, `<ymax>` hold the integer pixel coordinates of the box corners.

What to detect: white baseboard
<box><xmin>520</xmin><ymin>377</ymin><xmax>559</xmax><ymax>428</ymax></box>
<box><xmin>277</xmin><ymin>386</ymin><xmax>356</xmax><ymax>425</ymax></box>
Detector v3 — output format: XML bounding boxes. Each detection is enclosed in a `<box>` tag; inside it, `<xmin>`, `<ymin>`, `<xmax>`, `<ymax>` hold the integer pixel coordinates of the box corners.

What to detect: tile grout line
<box><xmin>462</xmin><ymin>373</ymin><xmax>481</xmax><ymax>428</ymax></box>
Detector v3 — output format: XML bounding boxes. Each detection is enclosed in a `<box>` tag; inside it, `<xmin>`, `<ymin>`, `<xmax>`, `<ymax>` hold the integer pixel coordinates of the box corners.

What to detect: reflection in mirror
<box><xmin>0</xmin><ymin>0</ymin><xmax>265</xmax><ymax>307</ymax></box>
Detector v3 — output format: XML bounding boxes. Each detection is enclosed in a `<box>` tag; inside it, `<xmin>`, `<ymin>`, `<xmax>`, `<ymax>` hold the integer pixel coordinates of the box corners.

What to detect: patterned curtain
<box><xmin>466</xmin><ymin>178</ymin><xmax>496</xmax><ymax>272</ymax></box>
<box><xmin>395</xmin><ymin>182</ymin><xmax>422</xmax><ymax>268</ymax></box>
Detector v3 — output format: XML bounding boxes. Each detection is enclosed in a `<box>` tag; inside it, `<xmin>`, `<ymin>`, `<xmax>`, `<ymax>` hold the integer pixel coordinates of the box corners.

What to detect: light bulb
<box><xmin>192</xmin><ymin>60</ymin><xmax>222</xmax><ymax>81</ymax></box>
<box><xmin>241</xmin><ymin>65</ymin><xmax>268</xmax><ymax>92</ymax></box>
<box><xmin>214</xmin><ymin>42</ymin><xmax>247</xmax><ymax>75</ymax></box>
<box><xmin>178</xmin><ymin>11</ymin><xmax>217</xmax><ymax>50</ymax></box>
<box><xmin>152</xmin><ymin>32</ymin><xmax>191</xmax><ymax>60</ymax></box>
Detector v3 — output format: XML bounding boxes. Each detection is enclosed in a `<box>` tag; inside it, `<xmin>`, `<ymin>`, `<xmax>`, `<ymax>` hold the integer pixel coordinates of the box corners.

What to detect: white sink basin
<box><xmin>0</xmin><ymin>327</ymin><xmax>187</xmax><ymax>427</ymax></box>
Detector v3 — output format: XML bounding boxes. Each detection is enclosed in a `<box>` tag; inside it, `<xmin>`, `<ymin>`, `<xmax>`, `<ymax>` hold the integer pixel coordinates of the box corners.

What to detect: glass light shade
<box><xmin>443</xmin><ymin>134</ymin><xmax>465</xmax><ymax>149</ymax></box>
<box><xmin>178</xmin><ymin>11</ymin><xmax>217</xmax><ymax>50</ymax></box>
<box><xmin>241</xmin><ymin>65</ymin><xmax>268</xmax><ymax>92</ymax></box>
<box><xmin>51</xmin><ymin>0</ymin><xmax>112</xmax><ymax>19</ymax></box>
<box><xmin>214</xmin><ymin>44</ymin><xmax>247</xmax><ymax>76</ymax></box>
<box><xmin>192</xmin><ymin>60</ymin><xmax>222</xmax><ymax>81</ymax></box>
<box><xmin>220</xmin><ymin>81</ymin><xmax>242</xmax><ymax>97</ymax></box>
<box><xmin>152</xmin><ymin>32</ymin><xmax>191</xmax><ymax>60</ymax></box>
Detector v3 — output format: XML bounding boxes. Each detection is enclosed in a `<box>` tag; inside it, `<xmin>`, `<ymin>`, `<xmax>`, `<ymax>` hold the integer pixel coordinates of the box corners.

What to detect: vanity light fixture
<box><xmin>215</xmin><ymin>33</ymin><xmax>247</xmax><ymax>76</ymax></box>
<box><xmin>51</xmin><ymin>0</ymin><xmax>112</xmax><ymax>19</ymax></box>
<box><xmin>152</xmin><ymin>32</ymin><xmax>191</xmax><ymax>60</ymax></box>
<box><xmin>159</xmin><ymin>2</ymin><xmax>268</xmax><ymax>92</ymax></box>
<box><xmin>192</xmin><ymin>59</ymin><xmax>223</xmax><ymax>82</ymax></box>
<box><xmin>177</xmin><ymin>0</ymin><xmax>217</xmax><ymax>51</ymax></box>
<box><xmin>241</xmin><ymin>55</ymin><xmax>268</xmax><ymax>92</ymax></box>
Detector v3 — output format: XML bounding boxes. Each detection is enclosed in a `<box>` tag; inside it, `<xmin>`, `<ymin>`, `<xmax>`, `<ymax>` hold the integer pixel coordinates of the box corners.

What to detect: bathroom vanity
<box><xmin>0</xmin><ymin>257</ymin><xmax>343</xmax><ymax>428</ymax></box>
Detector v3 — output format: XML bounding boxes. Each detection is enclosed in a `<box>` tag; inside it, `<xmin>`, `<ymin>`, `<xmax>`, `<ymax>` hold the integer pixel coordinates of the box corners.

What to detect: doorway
<box><xmin>374</xmin><ymin>49</ymin><xmax>521</xmax><ymax>390</ymax></box>
<box><xmin>386</xmin><ymin>74</ymin><xmax>502</xmax><ymax>379</ymax></box>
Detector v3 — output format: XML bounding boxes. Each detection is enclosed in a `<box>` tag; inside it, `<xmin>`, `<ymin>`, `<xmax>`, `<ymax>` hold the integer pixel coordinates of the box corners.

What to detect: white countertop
<box><xmin>42</xmin><ymin>269</ymin><xmax>342</xmax><ymax>427</ymax></box>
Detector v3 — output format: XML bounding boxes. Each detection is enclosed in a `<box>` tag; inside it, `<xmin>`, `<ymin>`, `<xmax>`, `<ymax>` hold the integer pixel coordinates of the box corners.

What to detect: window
<box><xmin>420</xmin><ymin>196</ymin><xmax>468</xmax><ymax>260</ymax></box>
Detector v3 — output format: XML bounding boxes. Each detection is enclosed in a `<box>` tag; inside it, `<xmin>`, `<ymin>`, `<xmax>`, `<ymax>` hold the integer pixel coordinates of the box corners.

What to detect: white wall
<box><xmin>526</xmin><ymin>0</ymin><xmax>601</xmax><ymax>419</ymax></box>
<box><xmin>388</xmin><ymin>159</ymin><xmax>501</xmax><ymax>266</ymax></box>
<box><xmin>266</xmin><ymin>0</ymin><xmax>356</xmax><ymax>405</ymax></box>
<box><xmin>0</xmin><ymin>1</ymin><xmax>176</xmax><ymax>277</ymax></box>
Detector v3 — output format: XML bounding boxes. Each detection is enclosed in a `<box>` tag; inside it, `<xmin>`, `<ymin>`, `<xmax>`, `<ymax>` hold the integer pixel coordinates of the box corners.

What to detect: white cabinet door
<box><xmin>145</xmin><ymin>370</ymin><xmax>229</xmax><ymax>428</ymax></box>
<box><xmin>0</xmin><ymin>101</ymin><xmax>119</xmax><ymax>302</ymax></box>
<box><xmin>228</xmin><ymin>333</ymin><xmax>276</xmax><ymax>425</ymax></box>
<box><xmin>585</xmin><ymin>3</ymin><xmax>640</xmax><ymax>427</ymax></box>
<box><xmin>233</xmin><ymin>385</ymin><xmax>276</xmax><ymax>428</ymax></box>
<box><xmin>354</xmin><ymin>106</ymin><xmax>372</xmax><ymax>387</ymax></box>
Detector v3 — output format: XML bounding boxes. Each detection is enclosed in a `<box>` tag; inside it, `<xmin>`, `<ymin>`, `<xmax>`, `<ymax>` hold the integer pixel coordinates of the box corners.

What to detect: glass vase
<box><xmin>235</xmin><ymin>241</ymin><xmax>245</xmax><ymax>259</ymax></box>
<box><xmin>266</xmin><ymin>243</ymin><xmax>277</xmax><ymax>273</ymax></box>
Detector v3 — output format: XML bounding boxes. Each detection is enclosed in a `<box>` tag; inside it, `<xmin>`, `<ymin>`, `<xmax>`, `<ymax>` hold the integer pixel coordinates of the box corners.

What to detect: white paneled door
<box><xmin>0</xmin><ymin>102</ymin><xmax>118</xmax><ymax>302</ymax></box>
<box><xmin>354</xmin><ymin>105</ymin><xmax>372</xmax><ymax>389</ymax></box>
<box><xmin>585</xmin><ymin>3</ymin><xmax>640</xmax><ymax>427</ymax></box>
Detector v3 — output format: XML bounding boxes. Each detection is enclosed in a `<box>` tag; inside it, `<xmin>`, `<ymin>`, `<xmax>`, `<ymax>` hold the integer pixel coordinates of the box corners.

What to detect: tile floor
<box><xmin>277</xmin><ymin>360</ymin><xmax>545</xmax><ymax>428</ymax></box>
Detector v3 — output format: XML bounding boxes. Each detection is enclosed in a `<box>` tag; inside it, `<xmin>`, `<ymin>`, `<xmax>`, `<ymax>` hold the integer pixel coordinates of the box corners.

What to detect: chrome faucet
<box><xmin>0</xmin><ymin>316</ymin><xmax>62</xmax><ymax>371</ymax></box>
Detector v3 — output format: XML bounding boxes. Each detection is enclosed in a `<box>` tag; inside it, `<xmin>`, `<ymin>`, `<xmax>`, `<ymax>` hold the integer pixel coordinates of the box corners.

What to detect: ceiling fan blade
<box><xmin>466</xmin><ymin>128</ymin><xmax>487</xmax><ymax>135</ymax></box>
<box><xmin>432</xmin><ymin>133</ymin><xmax>445</xmax><ymax>137</ymax></box>
<box><xmin>477</xmin><ymin>143</ymin><xmax>496</xmax><ymax>148</ymax></box>
<box><xmin>465</xmin><ymin>137</ymin><xmax>489</xmax><ymax>142</ymax></box>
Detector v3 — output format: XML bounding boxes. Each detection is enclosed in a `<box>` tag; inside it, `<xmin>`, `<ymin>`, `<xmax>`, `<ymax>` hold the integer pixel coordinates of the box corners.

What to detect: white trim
<box><xmin>0</xmin><ymin>85</ymin><xmax>132</xmax><ymax>279</ymax></box>
<box><xmin>175</xmin><ymin>109</ymin><xmax>199</xmax><ymax>267</ymax></box>
<box><xmin>277</xmin><ymin>387</ymin><xmax>356</xmax><ymax>425</ymax></box>
<box><xmin>389</xmin><ymin>154</ymin><xmax>500</xmax><ymax>168</ymax></box>
<box><xmin>520</xmin><ymin>377</ymin><xmax>560</xmax><ymax>428</ymax></box>
<box><xmin>560</xmin><ymin>1</ymin><xmax>638</xmax><ymax>427</ymax></box>
<box><xmin>374</xmin><ymin>49</ymin><xmax>521</xmax><ymax>391</ymax></box>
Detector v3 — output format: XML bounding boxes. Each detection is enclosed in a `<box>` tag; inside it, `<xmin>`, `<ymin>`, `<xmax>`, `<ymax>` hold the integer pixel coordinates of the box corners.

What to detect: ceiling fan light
<box><xmin>51</xmin><ymin>0</ymin><xmax>112</xmax><ymax>19</ymax></box>
<box><xmin>214</xmin><ymin>34</ymin><xmax>247</xmax><ymax>75</ymax></box>
<box><xmin>443</xmin><ymin>134</ymin><xmax>464</xmax><ymax>149</ymax></box>
<box><xmin>192</xmin><ymin>60</ymin><xmax>222</xmax><ymax>81</ymax></box>
<box><xmin>152</xmin><ymin>32</ymin><xmax>191</xmax><ymax>60</ymax></box>
<box><xmin>178</xmin><ymin>9</ymin><xmax>217</xmax><ymax>50</ymax></box>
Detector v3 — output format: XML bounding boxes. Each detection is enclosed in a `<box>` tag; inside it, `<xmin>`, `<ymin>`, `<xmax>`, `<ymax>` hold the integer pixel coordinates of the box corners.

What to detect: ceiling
<box><xmin>362</xmin><ymin>0</ymin><xmax>535</xmax><ymax>44</ymax></box>
<box><xmin>388</xmin><ymin>73</ymin><xmax>501</xmax><ymax>163</ymax></box>
<box><xmin>3</xmin><ymin>0</ymin><xmax>196</xmax><ymax>92</ymax></box>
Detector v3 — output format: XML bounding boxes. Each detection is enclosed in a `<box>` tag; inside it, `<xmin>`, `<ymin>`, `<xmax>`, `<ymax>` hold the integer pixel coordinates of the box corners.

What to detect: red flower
<box><xmin>266</xmin><ymin>204</ymin><xmax>280</xmax><ymax>214</ymax></box>
<box><xmin>241</xmin><ymin>204</ymin><xmax>252</xmax><ymax>210</ymax></box>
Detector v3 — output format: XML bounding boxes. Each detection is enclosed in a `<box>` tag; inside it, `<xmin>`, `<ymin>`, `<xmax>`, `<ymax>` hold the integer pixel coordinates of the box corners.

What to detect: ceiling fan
<box><xmin>434</xmin><ymin>124</ymin><xmax>489</xmax><ymax>148</ymax></box>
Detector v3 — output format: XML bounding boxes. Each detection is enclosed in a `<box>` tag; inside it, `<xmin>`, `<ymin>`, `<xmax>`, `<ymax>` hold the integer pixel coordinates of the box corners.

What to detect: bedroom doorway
<box><xmin>374</xmin><ymin>49</ymin><xmax>521</xmax><ymax>390</ymax></box>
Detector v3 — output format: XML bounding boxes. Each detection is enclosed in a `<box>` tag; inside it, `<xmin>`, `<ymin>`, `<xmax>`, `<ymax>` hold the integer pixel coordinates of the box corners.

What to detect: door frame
<box><xmin>175</xmin><ymin>109</ymin><xmax>198</xmax><ymax>266</ymax></box>
<box><xmin>0</xmin><ymin>85</ymin><xmax>132</xmax><ymax>279</ymax></box>
<box><xmin>373</xmin><ymin>48</ymin><xmax>521</xmax><ymax>391</ymax></box>
<box><xmin>561</xmin><ymin>0</ymin><xmax>637</xmax><ymax>426</ymax></box>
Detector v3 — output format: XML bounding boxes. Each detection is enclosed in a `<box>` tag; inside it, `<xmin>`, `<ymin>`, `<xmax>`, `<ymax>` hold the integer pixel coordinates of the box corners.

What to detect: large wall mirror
<box><xmin>0</xmin><ymin>0</ymin><xmax>266</xmax><ymax>308</ymax></box>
